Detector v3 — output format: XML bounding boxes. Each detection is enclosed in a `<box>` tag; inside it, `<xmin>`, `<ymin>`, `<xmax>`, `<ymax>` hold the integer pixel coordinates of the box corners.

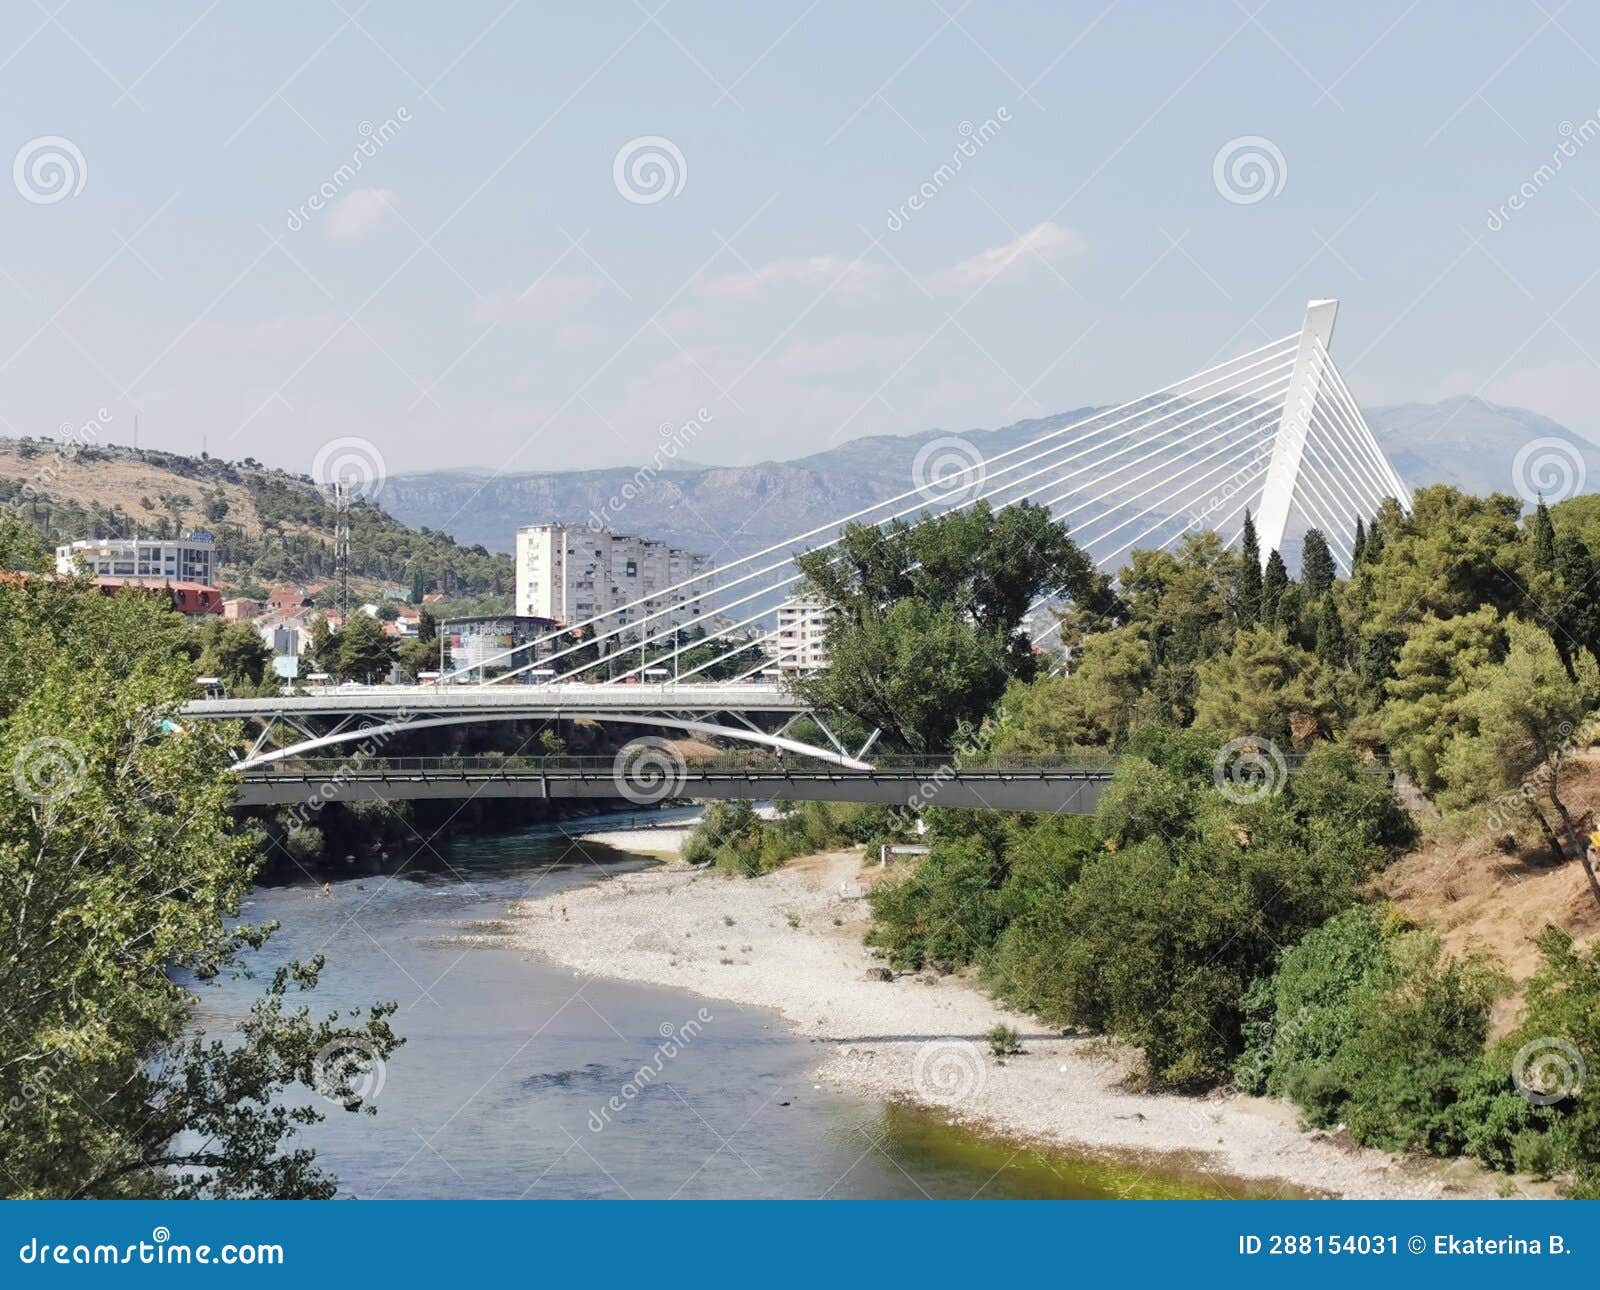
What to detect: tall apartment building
<box><xmin>771</xmin><ymin>597</ymin><xmax>833</xmax><ymax>672</ymax></box>
<box><xmin>515</xmin><ymin>524</ymin><xmax>713</xmax><ymax>637</ymax></box>
<box><xmin>56</xmin><ymin>533</ymin><xmax>217</xmax><ymax>587</ymax></box>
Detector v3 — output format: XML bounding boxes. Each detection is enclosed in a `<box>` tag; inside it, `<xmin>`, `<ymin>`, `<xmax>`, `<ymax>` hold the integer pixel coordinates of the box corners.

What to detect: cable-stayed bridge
<box><xmin>186</xmin><ymin>300</ymin><xmax>1410</xmax><ymax>784</ymax></box>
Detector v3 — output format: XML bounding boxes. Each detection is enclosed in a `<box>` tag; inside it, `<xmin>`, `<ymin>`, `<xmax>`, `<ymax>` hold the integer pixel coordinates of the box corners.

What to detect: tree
<box><xmin>1532</xmin><ymin>497</ymin><xmax>1558</xmax><ymax>573</ymax></box>
<box><xmin>199</xmin><ymin>620</ymin><xmax>274</xmax><ymax>690</ymax></box>
<box><xmin>1235</xmin><ymin>510</ymin><xmax>1262</xmax><ymax>626</ymax></box>
<box><xmin>0</xmin><ymin>522</ymin><xmax>400</xmax><ymax>1197</ymax></box>
<box><xmin>336</xmin><ymin>612</ymin><xmax>397</xmax><ymax>683</ymax></box>
<box><xmin>1439</xmin><ymin>619</ymin><xmax>1598</xmax><ymax>886</ymax></box>
<box><xmin>1301</xmin><ymin>529</ymin><xmax>1336</xmax><ymax>601</ymax></box>
<box><xmin>1261</xmin><ymin>549</ymin><xmax>1289</xmax><ymax>627</ymax></box>
<box><xmin>796</xmin><ymin>597</ymin><xmax>1009</xmax><ymax>751</ymax></box>
<box><xmin>1314</xmin><ymin>595</ymin><xmax>1349</xmax><ymax>667</ymax></box>
<box><xmin>1557</xmin><ymin>535</ymin><xmax>1600</xmax><ymax>670</ymax></box>
<box><xmin>1379</xmin><ymin>607</ymin><xmax>1505</xmax><ymax>796</ymax></box>
<box><xmin>1352</xmin><ymin>516</ymin><xmax>1366</xmax><ymax>567</ymax></box>
<box><xmin>794</xmin><ymin>502</ymin><xmax>1100</xmax><ymax>747</ymax></box>
<box><xmin>1192</xmin><ymin>624</ymin><xmax>1349</xmax><ymax>745</ymax></box>
<box><xmin>306</xmin><ymin>614</ymin><xmax>340</xmax><ymax>676</ymax></box>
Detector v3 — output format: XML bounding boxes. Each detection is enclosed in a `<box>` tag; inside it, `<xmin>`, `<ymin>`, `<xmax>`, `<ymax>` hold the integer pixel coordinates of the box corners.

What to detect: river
<box><xmin>196</xmin><ymin>813</ymin><xmax>1242</xmax><ymax>1199</ymax></box>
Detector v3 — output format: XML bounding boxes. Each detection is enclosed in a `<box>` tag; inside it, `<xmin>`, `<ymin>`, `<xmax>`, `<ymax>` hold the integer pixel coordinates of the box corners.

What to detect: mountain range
<box><xmin>380</xmin><ymin>396</ymin><xmax>1598</xmax><ymax>563</ymax></box>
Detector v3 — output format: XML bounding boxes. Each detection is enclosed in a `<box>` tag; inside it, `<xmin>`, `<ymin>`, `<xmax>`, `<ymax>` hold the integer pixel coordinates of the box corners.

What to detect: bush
<box><xmin>681</xmin><ymin>799</ymin><xmax>863</xmax><ymax>878</ymax></box>
<box><xmin>985</xmin><ymin>1024</ymin><xmax>1021</xmax><ymax>1057</ymax></box>
<box><xmin>1241</xmin><ymin>905</ymin><xmax>1546</xmax><ymax>1169</ymax></box>
<box><xmin>865</xmin><ymin>834</ymin><xmax>1007</xmax><ymax>971</ymax></box>
<box><xmin>1499</xmin><ymin>926</ymin><xmax>1600</xmax><ymax>1182</ymax></box>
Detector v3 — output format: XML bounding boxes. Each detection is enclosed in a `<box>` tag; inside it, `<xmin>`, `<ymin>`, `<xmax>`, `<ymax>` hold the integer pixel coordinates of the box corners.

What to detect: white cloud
<box><xmin>325</xmin><ymin>187</ymin><xmax>397</xmax><ymax>240</ymax></box>
<box><xmin>930</xmin><ymin>221</ymin><xmax>1085</xmax><ymax>293</ymax></box>
<box><xmin>699</xmin><ymin>255</ymin><xmax>886</xmax><ymax>303</ymax></box>
<box><xmin>473</xmin><ymin>274</ymin><xmax>602</xmax><ymax>326</ymax></box>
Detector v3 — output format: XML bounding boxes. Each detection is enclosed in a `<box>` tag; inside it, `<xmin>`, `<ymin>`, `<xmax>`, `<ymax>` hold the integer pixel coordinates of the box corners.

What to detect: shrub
<box><xmin>985</xmin><ymin>1024</ymin><xmax>1021</xmax><ymax>1057</ymax></box>
<box><xmin>865</xmin><ymin>834</ymin><xmax>1007</xmax><ymax>971</ymax></box>
<box><xmin>1241</xmin><ymin>905</ymin><xmax>1545</xmax><ymax>1168</ymax></box>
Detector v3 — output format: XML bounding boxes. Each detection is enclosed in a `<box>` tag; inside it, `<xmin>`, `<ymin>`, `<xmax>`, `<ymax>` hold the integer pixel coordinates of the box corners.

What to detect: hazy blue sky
<box><xmin>4</xmin><ymin>1</ymin><xmax>1600</xmax><ymax>479</ymax></box>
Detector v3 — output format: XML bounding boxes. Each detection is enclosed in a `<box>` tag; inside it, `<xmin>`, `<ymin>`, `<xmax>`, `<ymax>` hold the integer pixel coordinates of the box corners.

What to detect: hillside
<box><xmin>0</xmin><ymin>440</ymin><xmax>512</xmax><ymax>603</ymax></box>
<box><xmin>380</xmin><ymin>397</ymin><xmax>1600</xmax><ymax>558</ymax></box>
<box><xmin>1376</xmin><ymin>751</ymin><xmax>1600</xmax><ymax>1033</ymax></box>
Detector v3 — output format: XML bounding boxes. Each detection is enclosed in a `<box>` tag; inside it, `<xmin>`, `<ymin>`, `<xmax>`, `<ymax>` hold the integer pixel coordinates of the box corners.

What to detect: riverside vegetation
<box><xmin>0</xmin><ymin>518</ymin><xmax>401</xmax><ymax>1197</ymax></box>
<box><xmin>704</xmin><ymin>489</ymin><xmax>1600</xmax><ymax>1195</ymax></box>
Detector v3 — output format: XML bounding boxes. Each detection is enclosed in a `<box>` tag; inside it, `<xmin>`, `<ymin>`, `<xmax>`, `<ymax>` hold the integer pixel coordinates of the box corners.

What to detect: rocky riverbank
<box><xmin>508</xmin><ymin>846</ymin><xmax>1531</xmax><ymax>1199</ymax></box>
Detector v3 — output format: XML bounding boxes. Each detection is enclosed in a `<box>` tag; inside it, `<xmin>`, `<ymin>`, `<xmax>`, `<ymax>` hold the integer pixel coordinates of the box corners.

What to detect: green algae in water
<box><xmin>871</xmin><ymin>1103</ymin><xmax>1295</xmax><ymax>1199</ymax></box>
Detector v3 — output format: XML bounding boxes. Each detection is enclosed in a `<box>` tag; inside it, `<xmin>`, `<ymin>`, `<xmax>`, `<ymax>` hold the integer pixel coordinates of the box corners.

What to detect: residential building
<box><xmin>256</xmin><ymin>610</ymin><xmax>308</xmax><ymax>657</ymax></box>
<box><xmin>57</xmin><ymin>533</ymin><xmax>217</xmax><ymax>587</ymax></box>
<box><xmin>771</xmin><ymin>597</ymin><xmax>833</xmax><ymax>673</ymax></box>
<box><xmin>266</xmin><ymin>583</ymin><xmax>310</xmax><ymax>614</ymax></box>
<box><xmin>93</xmin><ymin>577</ymin><xmax>222</xmax><ymax>618</ymax></box>
<box><xmin>222</xmin><ymin>596</ymin><xmax>263</xmax><ymax>620</ymax></box>
<box><xmin>442</xmin><ymin>614</ymin><xmax>559</xmax><ymax>678</ymax></box>
<box><xmin>515</xmin><ymin>523</ymin><xmax>713</xmax><ymax>638</ymax></box>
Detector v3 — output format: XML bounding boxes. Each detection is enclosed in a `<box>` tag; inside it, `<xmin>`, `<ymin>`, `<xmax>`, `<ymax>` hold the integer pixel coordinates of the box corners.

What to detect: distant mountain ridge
<box><xmin>379</xmin><ymin>397</ymin><xmax>1600</xmax><ymax>563</ymax></box>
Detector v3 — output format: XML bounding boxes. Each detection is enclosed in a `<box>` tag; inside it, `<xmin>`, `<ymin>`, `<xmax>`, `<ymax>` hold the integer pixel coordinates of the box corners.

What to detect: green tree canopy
<box><xmin>0</xmin><ymin>524</ymin><xmax>400</xmax><ymax>1197</ymax></box>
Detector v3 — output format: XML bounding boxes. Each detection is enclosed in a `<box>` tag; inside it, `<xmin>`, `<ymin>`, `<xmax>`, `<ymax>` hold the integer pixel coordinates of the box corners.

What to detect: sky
<box><xmin>3</xmin><ymin>0</ymin><xmax>1600</xmax><ymax>486</ymax></box>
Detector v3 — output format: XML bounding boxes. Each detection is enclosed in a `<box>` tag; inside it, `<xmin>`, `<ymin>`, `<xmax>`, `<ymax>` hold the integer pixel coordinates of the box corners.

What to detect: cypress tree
<box><xmin>1237</xmin><ymin>509</ymin><xmax>1262</xmax><ymax>626</ymax></box>
<box><xmin>1558</xmin><ymin>534</ymin><xmax>1600</xmax><ymax>670</ymax></box>
<box><xmin>1363</xmin><ymin>517</ymin><xmax>1385</xmax><ymax>565</ymax></box>
<box><xmin>1262</xmin><ymin>549</ymin><xmax>1289</xmax><ymax>627</ymax></box>
<box><xmin>1351</xmin><ymin>516</ymin><xmax>1366</xmax><ymax>567</ymax></box>
<box><xmin>1532</xmin><ymin>497</ymin><xmax>1558</xmax><ymax>573</ymax></box>
<box><xmin>1315</xmin><ymin>595</ymin><xmax>1348</xmax><ymax>666</ymax></box>
<box><xmin>1301</xmin><ymin>528</ymin><xmax>1336</xmax><ymax>600</ymax></box>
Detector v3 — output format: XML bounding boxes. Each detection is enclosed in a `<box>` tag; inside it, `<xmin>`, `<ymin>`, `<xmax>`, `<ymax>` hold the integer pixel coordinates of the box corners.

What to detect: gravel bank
<box><xmin>508</xmin><ymin>847</ymin><xmax>1522</xmax><ymax>1199</ymax></box>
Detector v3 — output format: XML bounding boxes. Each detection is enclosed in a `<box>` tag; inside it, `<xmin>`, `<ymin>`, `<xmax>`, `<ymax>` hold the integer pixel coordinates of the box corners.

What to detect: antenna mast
<box><xmin>333</xmin><ymin>481</ymin><xmax>351</xmax><ymax>618</ymax></box>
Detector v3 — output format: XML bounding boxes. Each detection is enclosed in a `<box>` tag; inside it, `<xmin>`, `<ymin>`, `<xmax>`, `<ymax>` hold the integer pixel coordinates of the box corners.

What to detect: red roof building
<box><xmin>93</xmin><ymin>577</ymin><xmax>223</xmax><ymax>618</ymax></box>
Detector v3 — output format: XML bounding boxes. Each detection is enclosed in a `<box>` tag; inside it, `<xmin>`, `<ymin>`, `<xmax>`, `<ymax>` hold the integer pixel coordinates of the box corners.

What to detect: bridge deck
<box><xmin>236</xmin><ymin>755</ymin><xmax>1115</xmax><ymax>813</ymax></box>
<box><xmin>187</xmin><ymin>680</ymin><xmax>808</xmax><ymax>719</ymax></box>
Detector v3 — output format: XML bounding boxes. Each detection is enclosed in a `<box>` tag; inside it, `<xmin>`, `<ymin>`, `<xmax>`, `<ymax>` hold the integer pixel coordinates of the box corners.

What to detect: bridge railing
<box><xmin>241</xmin><ymin>751</ymin><xmax>1119</xmax><ymax>777</ymax></box>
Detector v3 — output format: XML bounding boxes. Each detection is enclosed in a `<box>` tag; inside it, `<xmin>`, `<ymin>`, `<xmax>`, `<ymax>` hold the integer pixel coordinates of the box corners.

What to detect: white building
<box><xmin>56</xmin><ymin>533</ymin><xmax>217</xmax><ymax>587</ymax></box>
<box><xmin>771</xmin><ymin>597</ymin><xmax>833</xmax><ymax>672</ymax></box>
<box><xmin>515</xmin><ymin>524</ymin><xmax>713</xmax><ymax>638</ymax></box>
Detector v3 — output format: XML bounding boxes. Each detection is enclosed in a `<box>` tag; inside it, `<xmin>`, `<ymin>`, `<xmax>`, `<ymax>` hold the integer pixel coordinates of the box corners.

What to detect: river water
<box><xmin>196</xmin><ymin>813</ymin><xmax>1236</xmax><ymax>1199</ymax></box>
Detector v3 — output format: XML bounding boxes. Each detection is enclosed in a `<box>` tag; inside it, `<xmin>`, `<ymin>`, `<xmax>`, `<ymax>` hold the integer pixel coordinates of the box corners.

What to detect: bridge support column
<box><xmin>1256</xmin><ymin>299</ymin><xmax>1337</xmax><ymax>564</ymax></box>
